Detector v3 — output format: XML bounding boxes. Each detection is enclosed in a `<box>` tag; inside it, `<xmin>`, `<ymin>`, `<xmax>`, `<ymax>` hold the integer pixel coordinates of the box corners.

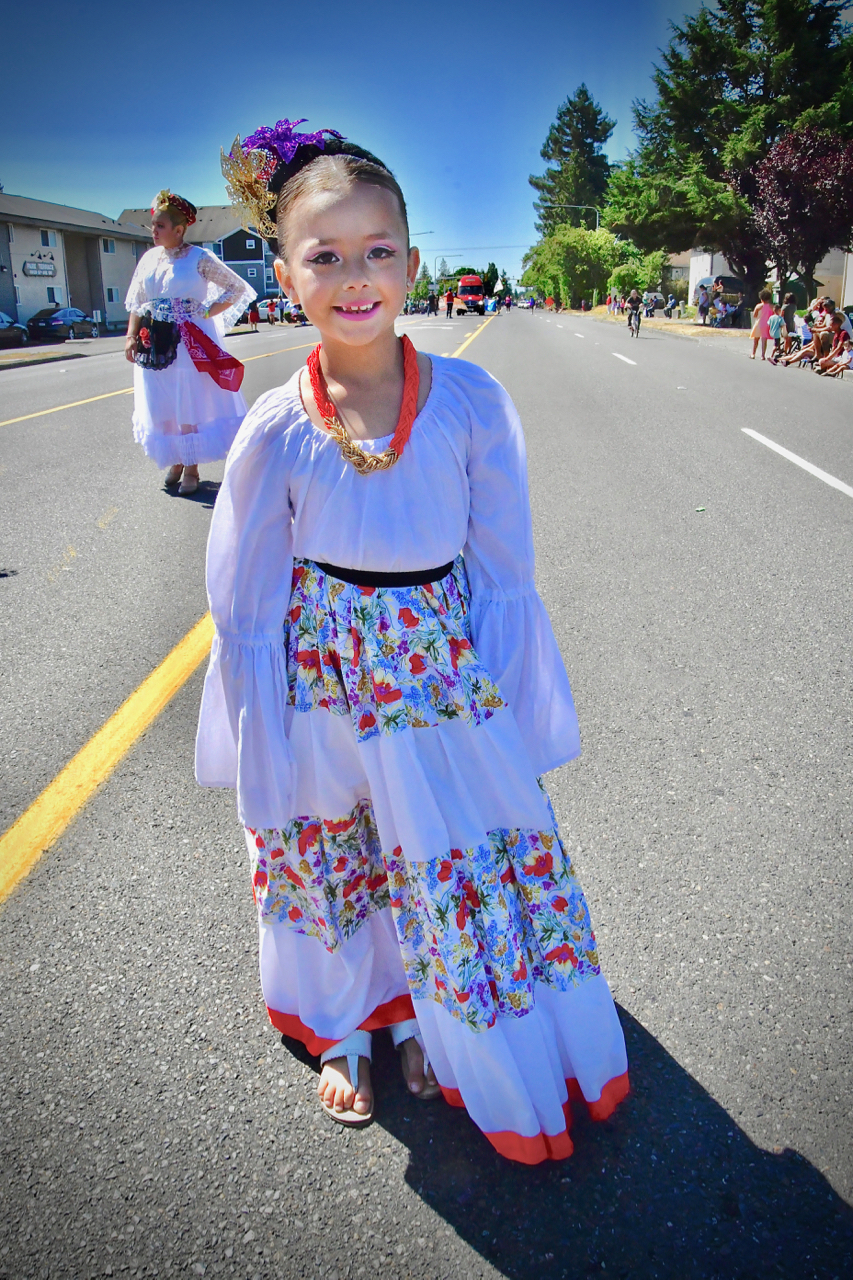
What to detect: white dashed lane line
<box><xmin>612</xmin><ymin>353</ymin><xmax>637</xmax><ymax>365</ymax></box>
<box><xmin>742</xmin><ymin>429</ymin><xmax>853</xmax><ymax>500</ymax></box>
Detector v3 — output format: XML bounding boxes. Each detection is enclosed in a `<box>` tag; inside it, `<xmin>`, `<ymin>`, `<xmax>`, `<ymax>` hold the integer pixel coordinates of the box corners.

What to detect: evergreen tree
<box><xmin>604</xmin><ymin>0</ymin><xmax>853</xmax><ymax>300</ymax></box>
<box><xmin>411</xmin><ymin>261</ymin><xmax>432</xmax><ymax>302</ymax></box>
<box><xmin>530</xmin><ymin>85</ymin><xmax>615</xmax><ymax>235</ymax></box>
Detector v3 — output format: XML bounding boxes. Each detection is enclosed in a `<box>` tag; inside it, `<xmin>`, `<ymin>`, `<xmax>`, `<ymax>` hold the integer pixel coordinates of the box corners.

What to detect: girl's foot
<box><xmin>317</xmin><ymin>1055</ymin><xmax>373</xmax><ymax>1122</ymax></box>
<box><xmin>398</xmin><ymin>1036</ymin><xmax>442</xmax><ymax>1101</ymax></box>
<box><xmin>164</xmin><ymin>464</ymin><xmax>183</xmax><ymax>486</ymax></box>
<box><xmin>179</xmin><ymin>467</ymin><xmax>199</xmax><ymax>495</ymax></box>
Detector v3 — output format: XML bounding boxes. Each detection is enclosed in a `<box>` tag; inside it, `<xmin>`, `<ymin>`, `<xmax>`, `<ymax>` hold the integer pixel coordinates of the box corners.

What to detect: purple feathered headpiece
<box><xmin>242</xmin><ymin>118</ymin><xmax>345</xmax><ymax>178</ymax></box>
<box><xmin>221</xmin><ymin>117</ymin><xmax>346</xmax><ymax>238</ymax></box>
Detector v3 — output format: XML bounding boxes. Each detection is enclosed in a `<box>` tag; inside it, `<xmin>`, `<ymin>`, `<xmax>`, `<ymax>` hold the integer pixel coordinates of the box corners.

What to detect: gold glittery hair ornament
<box><xmin>151</xmin><ymin>189</ymin><xmax>197</xmax><ymax>226</ymax></box>
<box><xmin>221</xmin><ymin>118</ymin><xmax>344</xmax><ymax>241</ymax></box>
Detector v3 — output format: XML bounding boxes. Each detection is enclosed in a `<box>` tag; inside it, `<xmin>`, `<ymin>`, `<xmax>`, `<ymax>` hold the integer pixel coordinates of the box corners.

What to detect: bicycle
<box><xmin>628</xmin><ymin>309</ymin><xmax>641</xmax><ymax>337</ymax></box>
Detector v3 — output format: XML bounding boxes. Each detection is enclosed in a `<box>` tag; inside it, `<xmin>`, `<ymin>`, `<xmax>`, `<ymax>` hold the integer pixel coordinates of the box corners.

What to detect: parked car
<box><xmin>0</xmin><ymin>311</ymin><xmax>29</xmax><ymax>347</ymax></box>
<box><xmin>26</xmin><ymin>307</ymin><xmax>100</xmax><ymax>341</ymax></box>
<box><xmin>692</xmin><ymin>274</ymin><xmax>744</xmax><ymax>303</ymax></box>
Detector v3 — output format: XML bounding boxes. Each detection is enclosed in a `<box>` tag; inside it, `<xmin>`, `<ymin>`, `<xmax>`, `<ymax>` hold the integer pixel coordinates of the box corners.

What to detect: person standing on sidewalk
<box><xmin>124</xmin><ymin>191</ymin><xmax>254</xmax><ymax>494</ymax></box>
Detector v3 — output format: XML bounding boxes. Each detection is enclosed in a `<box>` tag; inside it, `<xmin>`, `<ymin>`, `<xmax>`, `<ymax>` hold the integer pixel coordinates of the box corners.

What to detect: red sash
<box><xmin>179</xmin><ymin>320</ymin><xmax>244</xmax><ymax>392</ymax></box>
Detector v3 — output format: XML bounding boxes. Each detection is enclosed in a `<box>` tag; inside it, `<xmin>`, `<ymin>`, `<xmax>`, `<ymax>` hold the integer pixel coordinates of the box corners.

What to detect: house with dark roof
<box><xmin>0</xmin><ymin>194</ymin><xmax>149</xmax><ymax>326</ymax></box>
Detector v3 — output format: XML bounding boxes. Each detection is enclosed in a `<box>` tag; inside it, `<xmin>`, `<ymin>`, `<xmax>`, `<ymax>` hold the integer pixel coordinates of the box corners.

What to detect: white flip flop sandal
<box><xmin>318</xmin><ymin>1030</ymin><xmax>374</xmax><ymax>1127</ymax></box>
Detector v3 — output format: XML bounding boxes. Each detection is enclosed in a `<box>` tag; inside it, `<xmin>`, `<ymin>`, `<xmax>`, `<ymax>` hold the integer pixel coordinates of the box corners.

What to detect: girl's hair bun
<box><xmin>221</xmin><ymin>118</ymin><xmax>405</xmax><ymax>256</ymax></box>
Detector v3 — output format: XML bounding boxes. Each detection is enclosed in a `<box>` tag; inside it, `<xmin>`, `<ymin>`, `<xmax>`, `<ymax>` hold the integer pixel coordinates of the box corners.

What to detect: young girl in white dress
<box><xmin>125</xmin><ymin>191</ymin><xmax>255</xmax><ymax>494</ymax></box>
<box><xmin>196</xmin><ymin>118</ymin><xmax>629</xmax><ymax>1163</ymax></box>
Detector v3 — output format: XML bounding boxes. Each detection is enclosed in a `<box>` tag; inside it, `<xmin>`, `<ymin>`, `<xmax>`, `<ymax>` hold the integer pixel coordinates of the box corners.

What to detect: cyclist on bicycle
<box><xmin>626</xmin><ymin>289</ymin><xmax>642</xmax><ymax>335</ymax></box>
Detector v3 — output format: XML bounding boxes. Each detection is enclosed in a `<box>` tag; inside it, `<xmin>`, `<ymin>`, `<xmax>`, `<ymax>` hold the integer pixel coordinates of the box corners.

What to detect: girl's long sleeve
<box><xmin>195</xmin><ymin>394</ymin><xmax>296</xmax><ymax>828</ymax></box>
<box><xmin>462</xmin><ymin>367</ymin><xmax>580</xmax><ymax>775</ymax></box>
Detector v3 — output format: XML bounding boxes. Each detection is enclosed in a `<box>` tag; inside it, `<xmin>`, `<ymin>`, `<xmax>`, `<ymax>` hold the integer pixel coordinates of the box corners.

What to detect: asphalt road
<box><xmin>1</xmin><ymin>310</ymin><xmax>851</xmax><ymax>1280</ymax></box>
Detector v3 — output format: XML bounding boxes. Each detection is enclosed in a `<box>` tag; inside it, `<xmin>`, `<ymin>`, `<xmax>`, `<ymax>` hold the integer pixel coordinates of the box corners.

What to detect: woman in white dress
<box><xmin>124</xmin><ymin>191</ymin><xmax>255</xmax><ymax>494</ymax></box>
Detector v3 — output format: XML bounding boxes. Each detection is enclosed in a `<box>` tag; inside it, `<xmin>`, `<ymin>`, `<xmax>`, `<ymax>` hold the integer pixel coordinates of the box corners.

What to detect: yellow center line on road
<box><xmin>0</xmin><ymin>343</ymin><xmax>316</xmax><ymax>428</ymax></box>
<box><xmin>0</xmin><ymin>317</ymin><xmax>497</xmax><ymax>906</ymax></box>
<box><xmin>450</xmin><ymin>315</ymin><xmax>495</xmax><ymax>358</ymax></box>
<box><xmin>0</xmin><ymin>387</ymin><xmax>134</xmax><ymax>427</ymax></box>
<box><xmin>0</xmin><ymin>614</ymin><xmax>214</xmax><ymax>906</ymax></box>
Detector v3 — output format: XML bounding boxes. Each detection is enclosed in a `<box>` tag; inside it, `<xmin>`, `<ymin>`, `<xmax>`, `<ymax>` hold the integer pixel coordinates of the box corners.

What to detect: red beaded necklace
<box><xmin>307</xmin><ymin>334</ymin><xmax>420</xmax><ymax>475</ymax></box>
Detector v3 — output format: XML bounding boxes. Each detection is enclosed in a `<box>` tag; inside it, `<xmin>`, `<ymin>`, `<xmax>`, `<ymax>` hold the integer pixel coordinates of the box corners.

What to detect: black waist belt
<box><xmin>313</xmin><ymin>560</ymin><xmax>455</xmax><ymax>588</ymax></box>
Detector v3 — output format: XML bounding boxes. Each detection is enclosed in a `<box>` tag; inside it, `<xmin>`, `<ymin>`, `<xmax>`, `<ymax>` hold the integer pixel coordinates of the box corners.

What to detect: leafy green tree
<box><xmin>530</xmin><ymin>84</ymin><xmax>615</xmax><ymax>235</ymax></box>
<box><xmin>608</xmin><ymin>250</ymin><xmax>667</xmax><ymax>298</ymax></box>
<box><xmin>521</xmin><ymin>227</ymin><xmax>623</xmax><ymax>307</ymax></box>
<box><xmin>747</xmin><ymin>127</ymin><xmax>853</xmax><ymax>296</ymax></box>
<box><xmin>411</xmin><ymin>261</ymin><xmax>432</xmax><ymax>302</ymax></box>
<box><xmin>603</xmin><ymin>0</ymin><xmax>853</xmax><ymax>300</ymax></box>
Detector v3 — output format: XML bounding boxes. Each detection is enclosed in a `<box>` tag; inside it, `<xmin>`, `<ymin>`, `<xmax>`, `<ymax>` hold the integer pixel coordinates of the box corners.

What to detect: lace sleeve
<box><xmin>197</xmin><ymin>250</ymin><xmax>257</xmax><ymax>330</ymax></box>
<box><xmin>124</xmin><ymin>250</ymin><xmax>153</xmax><ymax>315</ymax></box>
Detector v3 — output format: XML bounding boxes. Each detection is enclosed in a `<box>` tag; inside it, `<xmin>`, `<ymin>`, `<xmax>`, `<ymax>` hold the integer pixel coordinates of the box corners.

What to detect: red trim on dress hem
<box><xmin>267</xmin><ymin>992</ymin><xmax>415</xmax><ymax>1056</ymax></box>
<box><xmin>440</xmin><ymin>1072</ymin><xmax>629</xmax><ymax>1165</ymax></box>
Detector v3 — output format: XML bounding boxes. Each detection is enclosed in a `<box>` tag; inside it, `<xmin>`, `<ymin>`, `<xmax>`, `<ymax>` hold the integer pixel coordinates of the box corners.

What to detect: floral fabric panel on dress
<box><xmin>247</xmin><ymin>790</ymin><xmax>600</xmax><ymax>1032</ymax></box>
<box><xmin>386</xmin><ymin>791</ymin><xmax>601</xmax><ymax>1031</ymax></box>
<box><xmin>248</xmin><ymin>803</ymin><xmax>389</xmax><ymax>950</ymax></box>
<box><xmin>285</xmin><ymin>557</ymin><xmax>506</xmax><ymax>740</ymax></box>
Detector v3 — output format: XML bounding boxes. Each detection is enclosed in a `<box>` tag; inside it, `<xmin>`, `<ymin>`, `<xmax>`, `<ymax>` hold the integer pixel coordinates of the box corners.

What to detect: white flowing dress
<box><xmin>125</xmin><ymin>244</ymin><xmax>255</xmax><ymax>468</ymax></box>
<box><xmin>195</xmin><ymin>356</ymin><xmax>629</xmax><ymax>1163</ymax></box>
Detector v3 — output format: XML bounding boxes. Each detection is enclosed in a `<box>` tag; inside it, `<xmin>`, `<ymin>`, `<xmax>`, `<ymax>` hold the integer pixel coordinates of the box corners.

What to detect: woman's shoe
<box><xmin>164</xmin><ymin>464</ymin><xmax>183</xmax><ymax>486</ymax></box>
<box><xmin>178</xmin><ymin>471</ymin><xmax>199</xmax><ymax>495</ymax></box>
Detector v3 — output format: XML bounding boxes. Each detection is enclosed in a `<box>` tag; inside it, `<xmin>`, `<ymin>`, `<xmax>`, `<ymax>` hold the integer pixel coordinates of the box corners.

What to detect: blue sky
<box><xmin>3</xmin><ymin>0</ymin><xmax>702</xmax><ymax>281</ymax></box>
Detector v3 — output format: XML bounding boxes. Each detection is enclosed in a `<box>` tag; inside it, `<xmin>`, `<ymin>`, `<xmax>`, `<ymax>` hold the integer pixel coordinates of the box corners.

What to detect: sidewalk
<box><xmin>0</xmin><ymin>325</ymin><xmax>257</xmax><ymax>372</ymax></box>
<box><xmin>589</xmin><ymin>305</ymin><xmax>750</xmax><ymax>343</ymax></box>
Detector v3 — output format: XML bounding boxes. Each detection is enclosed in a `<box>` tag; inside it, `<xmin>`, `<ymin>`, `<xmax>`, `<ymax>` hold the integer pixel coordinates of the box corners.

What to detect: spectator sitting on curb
<box><xmin>780</xmin><ymin>312</ymin><xmax>816</xmax><ymax>366</ymax></box>
<box><xmin>768</xmin><ymin>304</ymin><xmax>787</xmax><ymax>363</ymax></box>
<box><xmin>711</xmin><ymin>294</ymin><xmax>727</xmax><ymax>326</ymax></box>
<box><xmin>823</xmin><ymin>334</ymin><xmax>852</xmax><ymax>377</ymax></box>
<box><xmin>822</xmin><ymin>300</ymin><xmax>853</xmax><ymax>339</ymax></box>
<box><xmin>815</xmin><ymin>315</ymin><xmax>847</xmax><ymax>373</ymax></box>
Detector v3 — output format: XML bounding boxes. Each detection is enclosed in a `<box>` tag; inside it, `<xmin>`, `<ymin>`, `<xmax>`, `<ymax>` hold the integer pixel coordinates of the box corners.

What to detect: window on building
<box><xmin>106</xmin><ymin>287</ymin><xmax>120</xmax><ymax>303</ymax></box>
<box><xmin>265</xmin><ymin>270</ymin><xmax>274</xmax><ymax>284</ymax></box>
<box><xmin>47</xmin><ymin>286</ymin><xmax>62</xmax><ymax>304</ymax></box>
<box><xmin>14</xmin><ymin>286</ymin><xmax>21</xmax><ymax>304</ymax></box>
<box><xmin>40</xmin><ymin>229</ymin><xmax>57</xmax><ymax>247</ymax></box>
<box><xmin>102</xmin><ymin>238</ymin><xmax>116</xmax><ymax>254</ymax></box>
<box><xmin>247</xmin><ymin>268</ymin><xmax>257</xmax><ymax>278</ymax></box>
<box><xmin>8</xmin><ymin>224</ymin><xmax>14</xmax><ymax>243</ymax></box>
<box><xmin>246</xmin><ymin>239</ymin><xmax>255</xmax><ymax>248</ymax></box>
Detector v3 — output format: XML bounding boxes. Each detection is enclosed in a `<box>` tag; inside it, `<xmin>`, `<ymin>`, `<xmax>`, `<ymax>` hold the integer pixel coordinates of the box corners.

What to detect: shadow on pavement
<box><xmin>162</xmin><ymin>479</ymin><xmax>220</xmax><ymax>509</ymax></box>
<box><xmin>285</xmin><ymin>1006</ymin><xmax>852</xmax><ymax>1279</ymax></box>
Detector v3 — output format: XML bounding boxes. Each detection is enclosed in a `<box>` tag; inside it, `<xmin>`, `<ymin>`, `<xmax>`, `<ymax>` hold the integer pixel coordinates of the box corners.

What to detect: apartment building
<box><xmin>0</xmin><ymin>193</ymin><xmax>149</xmax><ymax>326</ymax></box>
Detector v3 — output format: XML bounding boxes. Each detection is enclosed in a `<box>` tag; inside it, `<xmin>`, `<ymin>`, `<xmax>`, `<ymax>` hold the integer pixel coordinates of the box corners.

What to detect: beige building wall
<box><xmin>99</xmin><ymin>236</ymin><xmax>141</xmax><ymax>327</ymax></box>
<box><xmin>8</xmin><ymin>223</ymin><xmax>69</xmax><ymax>322</ymax></box>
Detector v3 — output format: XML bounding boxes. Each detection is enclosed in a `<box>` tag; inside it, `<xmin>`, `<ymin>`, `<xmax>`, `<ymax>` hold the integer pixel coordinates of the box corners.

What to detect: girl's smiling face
<box><xmin>276</xmin><ymin>182</ymin><xmax>418</xmax><ymax>347</ymax></box>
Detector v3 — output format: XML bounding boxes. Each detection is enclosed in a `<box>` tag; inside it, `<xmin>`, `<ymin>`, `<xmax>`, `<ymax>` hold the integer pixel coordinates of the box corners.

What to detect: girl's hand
<box><xmin>124</xmin><ymin>335</ymin><xmax>137</xmax><ymax>365</ymax></box>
